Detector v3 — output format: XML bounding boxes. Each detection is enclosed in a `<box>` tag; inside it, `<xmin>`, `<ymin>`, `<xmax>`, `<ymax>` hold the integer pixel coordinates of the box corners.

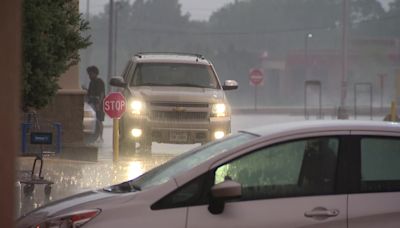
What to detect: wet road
<box><xmin>16</xmin><ymin>154</ymin><xmax>173</xmax><ymax>216</ymax></box>
<box><xmin>15</xmin><ymin>113</ymin><xmax>383</xmax><ymax>217</ymax></box>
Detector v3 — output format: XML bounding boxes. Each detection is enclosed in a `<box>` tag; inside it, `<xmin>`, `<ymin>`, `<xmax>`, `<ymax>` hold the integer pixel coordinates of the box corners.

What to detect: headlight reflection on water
<box><xmin>127</xmin><ymin>161</ymin><xmax>144</xmax><ymax>180</ymax></box>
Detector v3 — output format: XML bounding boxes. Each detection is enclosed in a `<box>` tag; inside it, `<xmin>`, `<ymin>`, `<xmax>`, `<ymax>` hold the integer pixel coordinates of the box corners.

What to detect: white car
<box><xmin>83</xmin><ymin>102</ymin><xmax>99</xmax><ymax>143</ymax></box>
<box><xmin>17</xmin><ymin>120</ymin><xmax>400</xmax><ymax>228</ymax></box>
<box><xmin>83</xmin><ymin>102</ymin><xmax>97</xmax><ymax>135</ymax></box>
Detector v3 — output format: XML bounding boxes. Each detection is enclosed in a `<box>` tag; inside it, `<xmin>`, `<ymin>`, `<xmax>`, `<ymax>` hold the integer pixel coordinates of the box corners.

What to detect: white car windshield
<box><xmin>105</xmin><ymin>132</ymin><xmax>257</xmax><ymax>192</ymax></box>
<box><xmin>130</xmin><ymin>63</ymin><xmax>220</xmax><ymax>89</ymax></box>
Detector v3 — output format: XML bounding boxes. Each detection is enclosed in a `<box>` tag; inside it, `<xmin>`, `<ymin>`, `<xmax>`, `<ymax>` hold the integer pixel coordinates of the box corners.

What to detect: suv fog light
<box><xmin>131</xmin><ymin>128</ymin><xmax>142</xmax><ymax>138</ymax></box>
<box><xmin>214</xmin><ymin>131</ymin><xmax>225</xmax><ymax>140</ymax></box>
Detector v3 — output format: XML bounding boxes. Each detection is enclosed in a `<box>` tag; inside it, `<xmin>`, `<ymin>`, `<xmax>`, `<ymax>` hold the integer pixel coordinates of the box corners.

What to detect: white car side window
<box><xmin>215</xmin><ymin>137</ymin><xmax>339</xmax><ymax>200</ymax></box>
<box><xmin>361</xmin><ymin>137</ymin><xmax>400</xmax><ymax>193</ymax></box>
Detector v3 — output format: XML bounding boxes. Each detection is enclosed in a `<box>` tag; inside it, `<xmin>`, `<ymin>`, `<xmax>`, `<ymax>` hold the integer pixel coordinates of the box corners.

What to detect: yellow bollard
<box><xmin>113</xmin><ymin>118</ymin><xmax>119</xmax><ymax>162</ymax></box>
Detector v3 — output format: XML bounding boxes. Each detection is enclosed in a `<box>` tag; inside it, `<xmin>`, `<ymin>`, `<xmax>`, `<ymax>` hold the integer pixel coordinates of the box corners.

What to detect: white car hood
<box><xmin>16</xmin><ymin>189</ymin><xmax>137</xmax><ymax>228</ymax></box>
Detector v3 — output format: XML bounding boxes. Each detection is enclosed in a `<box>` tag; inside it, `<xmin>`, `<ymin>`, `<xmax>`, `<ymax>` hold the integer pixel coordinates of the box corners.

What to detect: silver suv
<box><xmin>110</xmin><ymin>52</ymin><xmax>238</xmax><ymax>153</ymax></box>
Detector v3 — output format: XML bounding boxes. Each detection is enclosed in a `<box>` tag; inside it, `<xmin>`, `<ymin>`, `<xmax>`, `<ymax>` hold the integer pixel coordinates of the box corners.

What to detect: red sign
<box><xmin>249</xmin><ymin>68</ymin><xmax>264</xmax><ymax>86</ymax></box>
<box><xmin>103</xmin><ymin>92</ymin><xmax>126</xmax><ymax>119</ymax></box>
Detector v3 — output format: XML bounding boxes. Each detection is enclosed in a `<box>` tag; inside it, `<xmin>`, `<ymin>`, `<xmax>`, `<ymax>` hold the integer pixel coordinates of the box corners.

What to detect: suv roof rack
<box><xmin>135</xmin><ymin>52</ymin><xmax>205</xmax><ymax>60</ymax></box>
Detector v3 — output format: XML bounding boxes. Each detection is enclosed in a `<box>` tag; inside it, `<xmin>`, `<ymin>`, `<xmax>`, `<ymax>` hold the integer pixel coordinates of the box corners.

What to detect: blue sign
<box><xmin>30</xmin><ymin>132</ymin><xmax>53</xmax><ymax>145</ymax></box>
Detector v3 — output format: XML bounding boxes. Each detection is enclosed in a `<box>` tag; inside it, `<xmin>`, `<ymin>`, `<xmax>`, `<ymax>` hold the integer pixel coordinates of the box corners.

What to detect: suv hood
<box><xmin>129</xmin><ymin>86</ymin><xmax>225</xmax><ymax>103</ymax></box>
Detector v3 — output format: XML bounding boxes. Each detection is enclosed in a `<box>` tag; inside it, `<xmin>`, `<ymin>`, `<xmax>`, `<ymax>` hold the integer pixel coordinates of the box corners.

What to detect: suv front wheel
<box><xmin>138</xmin><ymin>136</ymin><xmax>152</xmax><ymax>154</ymax></box>
<box><xmin>119</xmin><ymin>118</ymin><xmax>136</xmax><ymax>155</ymax></box>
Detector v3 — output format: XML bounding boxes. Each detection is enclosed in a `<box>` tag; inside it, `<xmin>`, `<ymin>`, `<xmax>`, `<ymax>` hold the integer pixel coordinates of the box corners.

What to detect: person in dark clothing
<box><xmin>87</xmin><ymin>65</ymin><xmax>105</xmax><ymax>143</ymax></box>
<box><xmin>298</xmin><ymin>138</ymin><xmax>337</xmax><ymax>194</ymax></box>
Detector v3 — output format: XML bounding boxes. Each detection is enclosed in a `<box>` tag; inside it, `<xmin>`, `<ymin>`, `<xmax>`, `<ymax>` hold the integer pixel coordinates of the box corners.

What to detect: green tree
<box><xmin>131</xmin><ymin>0</ymin><xmax>189</xmax><ymax>26</ymax></box>
<box><xmin>84</xmin><ymin>0</ymin><xmax>191</xmax><ymax>79</ymax></box>
<box><xmin>351</xmin><ymin>0</ymin><xmax>384</xmax><ymax>22</ymax></box>
<box><xmin>384</xmin><ymin>0</ymin><xmax>400</xmax><ymax>37</ymax></box>
<box><xmin>22</xmin><ymin>0</ymin><xmax>91</xmax><ymax>110</ymax></box>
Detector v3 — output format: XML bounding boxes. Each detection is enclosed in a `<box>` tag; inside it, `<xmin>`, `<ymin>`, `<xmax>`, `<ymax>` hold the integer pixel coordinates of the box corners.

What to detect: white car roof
<box><xmin>132</xmin><ymin>53</ymin><xmax>211</xmax><ymax>65</ymax></box>
<box><xmin>242</xmin><ymin>120</ymin><xmax>400</xmax><ymax>137</ymax></box>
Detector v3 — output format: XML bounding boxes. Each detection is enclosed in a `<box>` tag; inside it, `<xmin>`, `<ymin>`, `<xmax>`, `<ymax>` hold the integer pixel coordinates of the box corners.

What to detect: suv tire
<box><xmin>138</xmin><ymin>133</ymin><xmax>152</xmax><ymax>154</ymax></box>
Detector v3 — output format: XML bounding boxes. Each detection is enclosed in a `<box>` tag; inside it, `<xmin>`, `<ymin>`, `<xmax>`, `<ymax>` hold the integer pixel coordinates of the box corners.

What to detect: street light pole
<box><xmin>305</xmin><ymin>33</ymin><xmax>312</xmax><ymax>80</ymax></box>
<box><xmin>84</xmin><ymin>0</ymin><xmax>92</xmax><ymax>86</ymax></box>
<box><xmin>86</xmin><ymin>0</ymin><xmax>90</xmax><ymax>17</ymax></box>
<box><xmin>304</xmin><ymin>33</ymin><xmax>312</xmax><ymax>119</ymax></box>
<box><xmin>107</xmin><ymin>0</ymin><xmax>115</xmax><ymax>92</ymax></box>
<box><xmin>338</xmin><ymin>0</ymin><xmax>349</xmax><ymax>119</ymax></box>
<box><xmin>113</xmin><ymin>2</ymin><xmax>121</xmax><ymax>76</ymax></box>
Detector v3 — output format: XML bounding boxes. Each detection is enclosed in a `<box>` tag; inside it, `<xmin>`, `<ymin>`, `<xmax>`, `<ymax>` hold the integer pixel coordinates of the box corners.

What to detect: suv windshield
<box><xmin>105</xmin><ymin>132</ymin><xmax>256</xmax><ymax>193</ymax></box>
<box><xmin>130</xmin><ymin>63</ymin><xmax>220</xmax><ymax>89</ymax></box>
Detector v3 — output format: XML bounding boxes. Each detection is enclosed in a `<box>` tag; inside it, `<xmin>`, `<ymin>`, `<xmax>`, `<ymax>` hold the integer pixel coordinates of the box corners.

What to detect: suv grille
<box><xmin>150</xmin><ymin>102</ymin><xmax>209</xmax><ymax>108</ymax></box>
<box><xmin>151</xmin><ymin>111</ymin><xmax>208</xmax><ymax>122</ymax></box>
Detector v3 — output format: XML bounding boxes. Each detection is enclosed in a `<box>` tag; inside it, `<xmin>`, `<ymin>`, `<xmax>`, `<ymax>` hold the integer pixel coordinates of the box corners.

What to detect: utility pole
<box><xmin>377</xmin><ymin>73</ymin><xmax>386</xmax><ymax>111</ymax></box>
<box><xmin>107</xmin><ymin>0</ymin><xmax>115</xmax><ymax>92</ymax></box>
<box><xmin>113</xmin><ymin>2</ymin><xmax>121</xmax><ymax>76</ymax></box>
<box><xmin>84</xmin><ymin>0</ymin><xmax>91</xmax><ymax>86</ymax></box>
<box><xmin>86</xmin><ymin>0</ymin><xmax>90</xmax><ymax>18</ymax></box>
<box><xmin>338</xmin><ymin>0</ymin><xmax>349</xmax><ymax>119</ymax></box>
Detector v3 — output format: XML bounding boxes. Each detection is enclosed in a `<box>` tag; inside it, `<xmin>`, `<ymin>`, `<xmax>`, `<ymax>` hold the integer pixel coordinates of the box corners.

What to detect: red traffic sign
<box><xmin>249</xmin><ymin>68</ymin><xmax>264</xmax><ymax>86</ymax></box>
<box><xmin>103</xmin><ymin>92</ymin><xmax>126</xmax><ymax>119</ymax></box>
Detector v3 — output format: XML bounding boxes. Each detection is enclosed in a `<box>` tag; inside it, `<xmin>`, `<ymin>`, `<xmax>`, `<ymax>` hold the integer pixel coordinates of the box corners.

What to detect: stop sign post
<box><xmin>103</xmin><ymin>92</ymin><xmax>126</xmax><ymax>162</ymax></box>
<box><xmin>249</xmin><ymin>68</ymin><xmax>264</xmax><ymax>110</ymax></box>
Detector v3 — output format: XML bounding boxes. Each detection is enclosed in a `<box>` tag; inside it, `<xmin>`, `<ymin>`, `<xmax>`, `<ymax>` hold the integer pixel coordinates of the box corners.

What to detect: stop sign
<box><xmin>249</xmin><ymin>68</ymin><xmax>264</xmax><ymax>86</ymax></box>
<box><xmin>103</xmin><ymin>92</ymin><xmax>126</xmax><ymax>119</ymax></box>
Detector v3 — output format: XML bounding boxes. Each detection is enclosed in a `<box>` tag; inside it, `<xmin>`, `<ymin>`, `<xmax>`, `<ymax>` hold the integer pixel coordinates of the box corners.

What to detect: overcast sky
<box><xmin>80</xmin><ymin>0</ymin><xmax>234</xmax><ymax>21</ymax></box>
<box><xmin>80</xmin><ymin>0</ymin><xmax>394</xmax><ymax>21</ymax></box>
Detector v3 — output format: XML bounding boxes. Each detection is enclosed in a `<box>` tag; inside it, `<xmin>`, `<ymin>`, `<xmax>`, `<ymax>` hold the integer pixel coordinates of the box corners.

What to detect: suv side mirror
<box><xmin>208</xmin><ymin>180</ymin><xmax>242</xmax><ymax>215</ymax></box>
<box><xmin>222</xmin><ymin>80</ymin><xmax>238</xmax><ymax>90</ymax></box>
<box><xmin>109</xmin><ymin>77</ymin><xmax>127</xmax><ymax>88</ymax></box>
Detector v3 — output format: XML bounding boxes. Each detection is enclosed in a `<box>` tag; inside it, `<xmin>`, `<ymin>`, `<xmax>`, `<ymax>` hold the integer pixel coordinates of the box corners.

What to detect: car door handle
<box><xmin>304</xmin><ymin>207</ymin><xmax>340</xmax><ymax>219</ymax></box>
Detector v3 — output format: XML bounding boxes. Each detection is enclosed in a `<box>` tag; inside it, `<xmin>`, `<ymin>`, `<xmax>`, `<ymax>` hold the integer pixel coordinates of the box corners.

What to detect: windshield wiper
<box><xmin>129</xmin><ymin>182</ymin><xmax>141</xmax><ymax>191</ymax></box>
<box><xmin>137</xmin><ymin>82</ymin><xmax>164</xmax><ymax>86</ymax></box>
<box><xmin>103</xmin><ymin>181</ymin><xmax>141</xmax><ymax>193</ymax></box>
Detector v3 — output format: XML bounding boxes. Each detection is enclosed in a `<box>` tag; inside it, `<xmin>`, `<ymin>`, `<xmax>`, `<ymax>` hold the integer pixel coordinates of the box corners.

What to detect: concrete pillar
<box><xmin>0</xmin><ymin>0</ymin><xmax>20</xmax><ymax>226</ymax></box>
<box><xmin>58</xmin><ymin>65</ymin><xmax>81</xmax><ymax>90</ymax></box>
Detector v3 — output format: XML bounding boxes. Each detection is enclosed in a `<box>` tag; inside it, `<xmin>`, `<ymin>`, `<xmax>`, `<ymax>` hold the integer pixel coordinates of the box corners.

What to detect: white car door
<box><xmin>348</xmin><ymin>136</ymin><xmax>400</xmax><ymax>228</ymax></box>
<box><xmin>187</xmin><ymin>136</ymin><xmax>347</xmax><ymax>228</ymax></box>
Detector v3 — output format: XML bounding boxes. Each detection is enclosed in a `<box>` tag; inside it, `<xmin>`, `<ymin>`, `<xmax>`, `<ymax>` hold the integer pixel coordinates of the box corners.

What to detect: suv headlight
<box><xmin>211</xmin><ymin>103</ymin><xmax>227</xmax><ymax>117</ymax></box>
<box><xmin>34</xmin><ymin>209</ymin><xmax>101</xmax><ymax>227</ymax></box>
<box><xmin>130</xmin><ymin>100</ymin><xmax>144</xmax><ymax>115</ymax></box>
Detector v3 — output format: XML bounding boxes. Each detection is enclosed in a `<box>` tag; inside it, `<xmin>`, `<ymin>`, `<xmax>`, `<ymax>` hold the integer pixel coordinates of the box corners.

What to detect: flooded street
<box><xmin>16</xmin><ymin>154</ymin><xmax>174</xmax><ymax>217</ymax></box>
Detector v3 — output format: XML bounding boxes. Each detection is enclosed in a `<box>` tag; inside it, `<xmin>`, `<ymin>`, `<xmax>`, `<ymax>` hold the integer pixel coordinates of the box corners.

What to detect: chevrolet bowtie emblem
<box><xmin>173</xmin><ymin>107</ymin><xmax>186</xmax><ymax>112</ymax></box>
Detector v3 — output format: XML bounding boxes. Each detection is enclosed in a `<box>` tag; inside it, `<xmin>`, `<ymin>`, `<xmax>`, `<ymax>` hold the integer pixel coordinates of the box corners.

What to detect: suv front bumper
<box><xmin>123</xmin><ymin>115</ymin><xmax>231</xmax><ymax>144</ymax></box>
